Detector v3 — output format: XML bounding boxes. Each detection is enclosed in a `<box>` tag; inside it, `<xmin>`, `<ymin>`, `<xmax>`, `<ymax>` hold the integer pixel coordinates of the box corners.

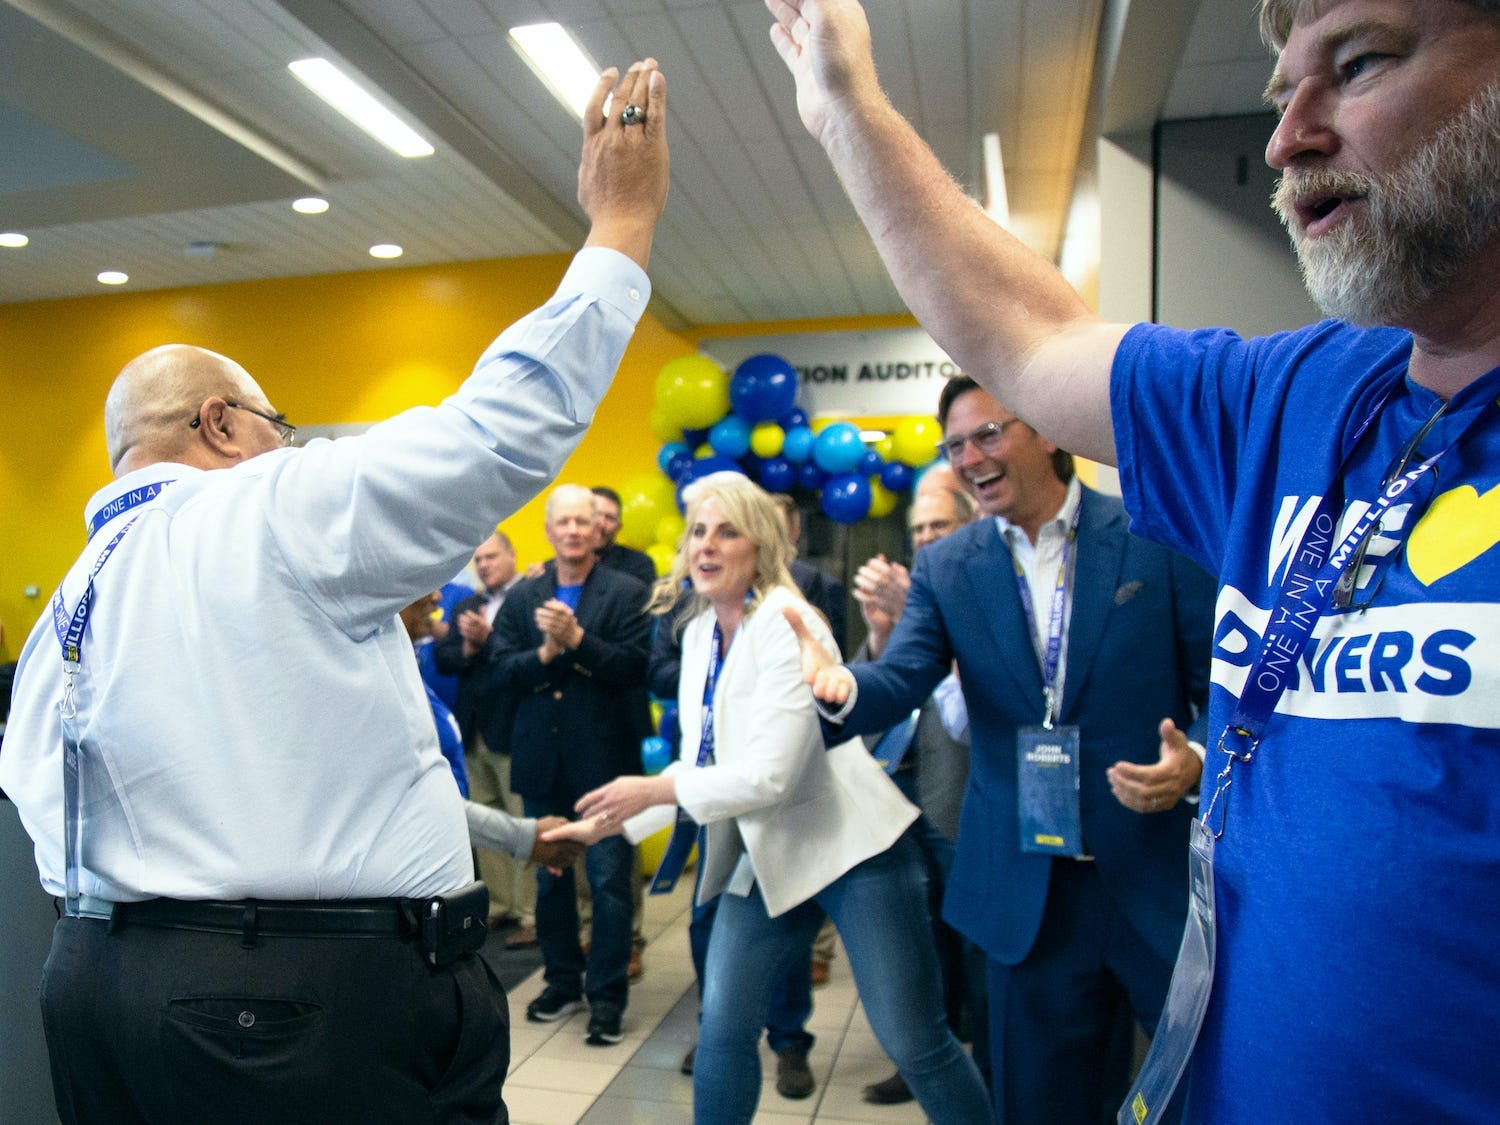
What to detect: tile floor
<box><xmin>501</xmin><ymin>876</ymin><xmax>932</xmax><ymax>1124</ymax></box>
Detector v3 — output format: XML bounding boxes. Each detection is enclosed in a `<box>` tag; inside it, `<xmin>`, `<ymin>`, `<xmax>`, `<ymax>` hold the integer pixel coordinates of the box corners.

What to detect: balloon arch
<box><xmin>615</xmin><ymin>352</ymin><xmax>944</xmax><ymax>574</ymax></box>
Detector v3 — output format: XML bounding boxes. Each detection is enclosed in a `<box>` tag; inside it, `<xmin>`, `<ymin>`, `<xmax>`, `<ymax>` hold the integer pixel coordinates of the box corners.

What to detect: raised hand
<box><xmin>781</xmin><ymin>606</ymin><xmax>855</xmax><ymax>706</ymax></box>
<box><xmin>578</xmin><ymin>59</ymin><xmax>670</xmax><ymax>270</ymax></box>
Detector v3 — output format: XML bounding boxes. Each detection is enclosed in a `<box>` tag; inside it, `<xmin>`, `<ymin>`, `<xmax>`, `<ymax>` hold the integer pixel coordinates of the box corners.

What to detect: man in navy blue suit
<box><xmin>789</xmin><ymin>377</ymin><xmax>1215</xmax><ymax>1125</ymax></box>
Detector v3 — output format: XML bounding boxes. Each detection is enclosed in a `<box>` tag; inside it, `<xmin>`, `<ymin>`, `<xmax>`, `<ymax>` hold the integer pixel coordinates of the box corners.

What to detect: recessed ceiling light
<box><xmin>0</xmin><ymin>232</ymin><xmax>28</xmax><ymax>248</ymax></box>
<box><xmin>288</xmin><ymin>58</ymin><xmax>435</xmax><ymax>158</ymax></box>
<box><xmin>293</xmin><ymin>196</ymin><xmax>330</xmax><ymax>214</ymax></box>
<box><xmin>98</xmin><ymin>271</ymin><xmax>129</xmax><ymax>285</ymax></box>
<box><xmin>509</xmin><ymin>23</ymin><xmax>600</xmax><ymax>118</ymax></box>
<box><xmin>369</xmin><ymin>244</ymin><xmax>403</xmax><ymax>259</ymax></box>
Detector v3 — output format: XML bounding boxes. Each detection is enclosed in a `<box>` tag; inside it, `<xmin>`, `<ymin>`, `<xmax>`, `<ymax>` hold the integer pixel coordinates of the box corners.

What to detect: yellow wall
<box><xmin>0</xmin><ymin>255</ymin><xmax>691</xmax><ymax>657</ymax></box>
<box><xmin>0</xmin><ymin>259</ymin><xmax>929</xmax><ymax>659</ymax></box>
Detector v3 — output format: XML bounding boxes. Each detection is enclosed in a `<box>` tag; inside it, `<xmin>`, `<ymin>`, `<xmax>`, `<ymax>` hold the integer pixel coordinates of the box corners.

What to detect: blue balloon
<box><xmin>758</xmin><ymin>456</ymin><xmax>795</xmax><ymax>493</ymax></box>
<box><xmin>666</xmin><ymin>450</ymin><xmax>695</xmax><ymax>482</ymax></box>
<box><xmin>657</xmin><ymin>702</ymin><xmax>679</xmax><ymax>746</ymax></box>
<box><xmin>781</xmin><ymin>407</ymin><xmax>809</xmax><ymax>430</ymax></box>
<box><xmin>730</xmin><ymin>354</ymin><xmax>800</xmax><ymax>423</ymax></box>
<box><xmin>641</xmin><ymin>735</ymin><xmax>672</xmax><ymax>775</ymax></box>
<box><xmin>797</xmin><ymin>462</ymin><xmax>828</xmax><ymax>490</ymax></box>
<box><xmin>657</xmin><ymin>441</ymin><xmax>690</xmax><ymax>475</ymax></box>
<box><xmin>813</xmin><ymin>422</ymin><xmax>865</xmax><ymax>474</ymax></box>
<box><xmin>859</xmin><ymin>449</ymin><xmax>884</xmax><ymax>477</ymax></box>
<box><xmin>709</xmin><ymin>415</ymin><xmax>751</xmax><ymax>459</ymax></box>
<box><xmin>782</xmin><ymin>425</ymin><xmax>815</xmax><ymax>463</ymax></box>
<box><xmin>821</xmin><ymin>472</ymin><xmax>872</xmax><ymax>524</ymax></box>
<box><xmin>880</xmin><ymin>461</ymin><xmax>915</xmax><ymax>492</ymax></box>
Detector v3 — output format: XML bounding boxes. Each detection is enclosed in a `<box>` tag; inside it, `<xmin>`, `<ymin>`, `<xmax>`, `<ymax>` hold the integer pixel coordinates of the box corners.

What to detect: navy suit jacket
<box><xmin>839</xmin><ymin>485</ymin><xmax>1215</xmax><ymax>966</ymax></box>
<box><xmin>432</xmin><ymin>591</ymin><xmax>515</xmax><ymax>754</ymax></box>
<box><xmin>492</xmin><ymin>564</ymin><xmax>651</xmax><ymax>801</ymax></box>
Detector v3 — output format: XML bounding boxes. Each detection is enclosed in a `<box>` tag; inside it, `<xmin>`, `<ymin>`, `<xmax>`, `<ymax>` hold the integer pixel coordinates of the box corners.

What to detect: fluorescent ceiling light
<box><xmin>289</xmin><ymin>58</ymin><xmax>435</xmax><ymax>158</ymax></box>
<box><xmin>509</xmin><ymin>23</ymin><xmax>600</xmax><ymax>118</ymax></box>
<box><xmin>0</xmin><ymin>232</ymin><xmax>28</xmax><ymax>248</ymax></box>
<box><xmin>369</xmin><ymin>244</ymin><xmax>403</xmax><ymax>259</ymax></box>
<box><xmin>982</xmin><ymin>132</ymin><xmax>1010</xmax><ymax>227</ymax></box>
<box><xmin>98</xmin><ymin>271</ymin><xmax>129</xmax><ymax>285</ymax></box>
<box><xmin>293</xmin><ymin>196</ymin><xmax>329</xmax><ymax>214</ymax></box>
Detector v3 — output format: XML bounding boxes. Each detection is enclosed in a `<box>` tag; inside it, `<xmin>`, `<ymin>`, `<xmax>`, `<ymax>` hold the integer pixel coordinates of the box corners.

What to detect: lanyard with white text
<box><xmin>52</xmin><ymin>483</ymin><xmax>167</xmax><ymax>914</ymax></box>
<box><xmin>650</xmin><ymin>621</ymin><xmax>730</xmax><ymax>895</ymax></box>
<box><xmin>1011</xmin><ymin>503</ymin><xmax>1081</xmax><ymax>729</ymax></box>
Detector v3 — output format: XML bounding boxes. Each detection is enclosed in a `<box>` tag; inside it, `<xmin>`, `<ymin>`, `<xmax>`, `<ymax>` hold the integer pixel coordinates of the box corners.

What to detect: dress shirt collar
<box><xmin>993</xmin><ymin>476</ymin><xmax>1082</xmax><ymax>546</ymax></box>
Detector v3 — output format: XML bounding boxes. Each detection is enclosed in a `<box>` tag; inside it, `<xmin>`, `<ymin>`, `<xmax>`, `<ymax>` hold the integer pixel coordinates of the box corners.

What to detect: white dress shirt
<box><xmin>2</xmin><ymin>247</ymin><xmax>649</xmax><ymax>902</ymax></box>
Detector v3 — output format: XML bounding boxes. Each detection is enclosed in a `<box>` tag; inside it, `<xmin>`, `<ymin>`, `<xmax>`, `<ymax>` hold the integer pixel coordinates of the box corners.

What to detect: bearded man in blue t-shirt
<box><xmin>767</xmin><ymin>0</ymin><xmax>1500</xmax><ymax>1120</ymax></box>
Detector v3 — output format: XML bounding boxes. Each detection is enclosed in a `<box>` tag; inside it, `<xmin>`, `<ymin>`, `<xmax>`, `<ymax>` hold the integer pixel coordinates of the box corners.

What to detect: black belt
<box><xmin>110</xmin><ymin>897</ymin><xmax>413</xmax><ymax>939</ymax></box>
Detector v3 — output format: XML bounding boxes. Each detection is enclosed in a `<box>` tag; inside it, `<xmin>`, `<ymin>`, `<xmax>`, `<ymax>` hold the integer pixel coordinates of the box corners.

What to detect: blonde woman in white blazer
<box><xmin>546</xmin><ymin>472</ymin><xmax>992</xmax><ymax>1125</ymax></box>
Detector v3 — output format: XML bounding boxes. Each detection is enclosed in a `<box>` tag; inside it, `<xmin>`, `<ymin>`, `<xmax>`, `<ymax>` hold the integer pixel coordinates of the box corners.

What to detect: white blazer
<box><xmin>627</xmin><ymin>585</ymin><xmax>917</xmax><ymax>917</ymax></box>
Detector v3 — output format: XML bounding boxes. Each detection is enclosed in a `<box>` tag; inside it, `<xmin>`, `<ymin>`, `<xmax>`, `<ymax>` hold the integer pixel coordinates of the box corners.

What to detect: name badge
<box><xmin>648</xmin><ymin>810</ymin><xmax>699</xmax><ymax>896</ymax></box>
<box><xmin>1119</xmin><ymin>818</ymin><xmax>1218</xmax><ymax>1124</ymax></box>
<box><xmin>1016</xmin><ymin>724</ymin><xmax>1083</xmax><ymax>856</ymax></box>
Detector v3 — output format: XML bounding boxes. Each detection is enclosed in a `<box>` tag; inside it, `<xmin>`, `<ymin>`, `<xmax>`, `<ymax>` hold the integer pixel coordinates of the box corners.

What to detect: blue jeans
<box><xmin>694</xmin><ymin>833</ymin><xmax>992</xmax><ymax>1124</ymax></box>
<box><xmin>524</xmin><ymin>798</ymin><xmax>634</xmax><ymax>1010</ymax></box>
<box><xmin>689</xmin><ymin>843</ymin><xmax>815</xmax><ymax>1055</ymax></box>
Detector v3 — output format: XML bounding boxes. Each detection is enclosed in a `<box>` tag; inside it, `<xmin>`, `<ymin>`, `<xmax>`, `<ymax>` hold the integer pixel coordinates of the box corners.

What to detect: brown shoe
<box><xmin>863</xmin><ymin>1070</ymin><xmax>913</xmax><ymax>1104</ymax></box>
<box><xmin>504</xmin><ymin>924</ymin><xmax>538</xmax><ymax>949</ymax></box>
<box><xmin>810</xmin><ymin>958</ymin><xmax>830</xmax><ymax>987</ymax></box>
<box><xmin>628</xmin><ymin>947</ymin><xmax>644</xmax><ymax>981</ymax></box>
<box><xmin>775</xmin><ymin>1047</ymin><xmax>815</xmax><ymax>1099</ymax></box>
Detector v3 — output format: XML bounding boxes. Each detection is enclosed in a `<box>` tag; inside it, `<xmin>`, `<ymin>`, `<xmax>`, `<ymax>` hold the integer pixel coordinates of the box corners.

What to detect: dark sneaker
<box><xmin>586</xmin><ymin>1003</ymin><xmax>624</xmax><ymax>1046</ymax></box>
<box><xmin>681</xmin><ymin>1045</ymin><xmax>696</xmax><ymax>1075</ymax></box>
<box><xmin>775</xmin><ymin>1047</ymin><xmax>815</xmax><ymax>1099</ymax></box>
<box><xmin>862</xmin><ymin>1070</ymin><xmax>913</xmax><ymax>1104</ymax></box>
<box><xmin>525</xmin><ymin>987</ymin><xmax>583</xmax><ymax>1023</ymax></box>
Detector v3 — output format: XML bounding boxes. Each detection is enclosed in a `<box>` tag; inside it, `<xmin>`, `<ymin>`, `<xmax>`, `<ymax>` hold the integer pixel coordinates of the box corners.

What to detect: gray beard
<box><xmin>1272</xmin><ymin>83</ymin><xmax>1500</xmax><ymax>327</ymax></box>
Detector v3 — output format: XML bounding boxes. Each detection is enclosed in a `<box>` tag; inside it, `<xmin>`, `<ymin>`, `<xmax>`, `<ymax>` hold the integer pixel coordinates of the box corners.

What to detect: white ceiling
<box><xmin>0</xmin><ymin>0</ymin><xmax>1274</xmax><ymax>325</ymax></box>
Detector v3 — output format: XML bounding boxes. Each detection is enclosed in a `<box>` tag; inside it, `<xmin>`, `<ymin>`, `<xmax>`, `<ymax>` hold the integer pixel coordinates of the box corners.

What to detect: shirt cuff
<box><xmin>814</xmin><ymin>674</ymin><xmax>858</xmax><ymax>725</ymax></box>
<box><xmin>558</xmin><ymin>247</ymin><xmax>651</xmax><ymax>323</ymax></box>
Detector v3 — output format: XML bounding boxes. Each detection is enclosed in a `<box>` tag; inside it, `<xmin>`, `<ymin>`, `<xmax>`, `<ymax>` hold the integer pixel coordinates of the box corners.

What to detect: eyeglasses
<box><xmin>191</xmin><ymin>400</ymin><xmax>298</xmax><ymax>447</ymax></box>
<box><xmin>938</xmin><ymin>417</ymin><xmax>1024</xmax><ymax>462</ymax></box>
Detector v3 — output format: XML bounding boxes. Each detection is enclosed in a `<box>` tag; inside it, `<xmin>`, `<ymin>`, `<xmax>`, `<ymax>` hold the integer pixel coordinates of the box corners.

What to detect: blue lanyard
<box><xmin>1010</xmin><ymin>503</ymin><xmax>1081</xmax><ymax>729</ymax></box>
<box><xmin>1203</xmin><ymin>377</ymin><xmax>1494</xmax><ymax>837</ymax></box>
<box><xmin>53</xmin><ymin>481</ymin><xmax>166</xmax><ymax>914</ymax></box>
<box><xmin>696</xmin><ymin>622</ymin><xmax>730</xmax><ymax>767</ymax></box>
<box><xmin>85</xmin><ymin>478</ymin><xmax>172</xmax><ymax>540</ymax></box>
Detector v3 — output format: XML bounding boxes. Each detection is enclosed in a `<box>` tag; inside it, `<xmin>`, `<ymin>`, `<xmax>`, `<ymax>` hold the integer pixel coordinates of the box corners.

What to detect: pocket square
<box><xmin>1113</xmin><ymin>579</ymin><xmax>1145</xmax><ymax>605</ymax></box>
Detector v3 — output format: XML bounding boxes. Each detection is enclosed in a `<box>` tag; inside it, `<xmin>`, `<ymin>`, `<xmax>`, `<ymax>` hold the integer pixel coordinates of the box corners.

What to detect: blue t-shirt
<box><xmin>1112</xmin><ymin>319</ymin><xmax>1500</xmax><ymax>1121</ymax></box>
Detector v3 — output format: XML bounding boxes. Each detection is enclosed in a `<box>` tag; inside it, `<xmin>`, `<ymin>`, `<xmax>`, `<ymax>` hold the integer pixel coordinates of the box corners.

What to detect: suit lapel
<box><xmin>1060</xmin><ymin>487</ymin><xmax>1126</xmax><ymax>719</ymax></box>
<box><xmin>962</xmin><ymin>520</ymin><xmax>1046</xmax><ymax>715</ymax></box>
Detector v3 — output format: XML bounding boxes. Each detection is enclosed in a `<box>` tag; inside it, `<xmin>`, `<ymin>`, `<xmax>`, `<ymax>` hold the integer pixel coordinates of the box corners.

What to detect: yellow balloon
<box><xmin>695</xmin><ymin>443</ymin><xmax>714</xmax><ymax>459</ymax></box>
<box><xmin>619</xmin><ymin>472</ymin><xmax>676</xmax><ymax>550</ymax></box>
<box><xmin>868</xmin><ymin>479</ymin><xmax>899</xmax><ymax>518</ymax></box>
<box><xmin>892</xmin><ymin>415</ymin><xmax>943</xmax><ymax>467</ymax></box>
<box><xmin>650</xmin><ymin>407</ymin><xmax>683</xmax><ymax>443</ymax></box>
<box><xmin>646</xmin><ymin>542</ymin><xmax>676</xmax><ymax>576</ymax></box>
<box><xmin>638</xmin><ymin>821</ymin><xmax>691</xmax><ymax>876</ymax></box>
<box><xmin>650</xmin><ymin>700</ymin><xmax>664</xmax><ymax>729</ymax></box>
<box><xmin>749</xmin><ymin>422</ymin><xmax>785</xmax><ymax>458</ymax></box>
<box><xmin>655</xmin><ymin>355</ymin><xmax>730</xmax><ymax>430</ymax></box>
<box><xmin>875</xmin><ymin>434</ymin><xmax>896</xmax><ymax>460</ymax></box>
<box><xmin>656</xmin><ymin>512</ymin><xmax>686</xmax><ymax>548</ymax></box>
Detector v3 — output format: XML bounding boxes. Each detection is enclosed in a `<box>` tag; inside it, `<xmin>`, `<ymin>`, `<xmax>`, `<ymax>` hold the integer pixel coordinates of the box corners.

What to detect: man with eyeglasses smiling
<box><xmin>789</xmin><ymin>374</ymin><xmax>1217</xmax><ymax>1123</ymax></box>
<box><xmin>1</xmin><ymin>59</ymin><xmax>669</xmax><ymax>1124</ymax></box>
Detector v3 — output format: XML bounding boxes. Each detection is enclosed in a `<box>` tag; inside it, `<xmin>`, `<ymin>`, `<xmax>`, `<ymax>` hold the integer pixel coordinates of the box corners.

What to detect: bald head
<box><xmin>104</xmin><ymin>344</ymin><xmax>269</xmax><ymax>475</ymax></box>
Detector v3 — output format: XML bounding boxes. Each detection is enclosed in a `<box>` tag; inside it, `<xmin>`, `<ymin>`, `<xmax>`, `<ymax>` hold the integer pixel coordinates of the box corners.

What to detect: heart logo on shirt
<box><xmin>1406</xmin><ymin>482</ymin><xmax>1500</xmax><ymax>586</ymax></box>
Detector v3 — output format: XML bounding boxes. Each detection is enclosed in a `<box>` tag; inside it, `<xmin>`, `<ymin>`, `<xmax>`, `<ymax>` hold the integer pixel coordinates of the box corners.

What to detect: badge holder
<box><xmin>1119</xmin><ymin>817</ymin><xmax>1218</xmax><ymax>1124</ymax></box>
<box><xmin>1016</xmin><ymin>723</ymin><xmax>1083</xmax><ymax>855</ymax></box>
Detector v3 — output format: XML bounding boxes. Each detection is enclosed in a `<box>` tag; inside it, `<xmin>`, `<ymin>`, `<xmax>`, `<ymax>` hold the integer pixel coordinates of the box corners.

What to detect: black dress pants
<box><xmin>39</xmin><ymin>914</ymin><xmax>509</xmax><ymax>1124</ymax></box>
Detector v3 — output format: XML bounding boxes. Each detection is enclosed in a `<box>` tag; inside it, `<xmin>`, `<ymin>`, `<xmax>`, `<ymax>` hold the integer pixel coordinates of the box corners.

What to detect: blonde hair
<box><xmin>646</xmin><ymin>472</ymin><xmax>799</xmax><ymax>625</ymax></box>
<box><xmin>1259</xmin><ymin>0</ymin><xmax>1500</xmax><ymax>47</ymax></box>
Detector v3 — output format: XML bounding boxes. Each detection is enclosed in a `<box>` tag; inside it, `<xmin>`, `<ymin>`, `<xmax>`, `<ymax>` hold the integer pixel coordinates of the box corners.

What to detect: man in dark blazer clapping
<box><xmin>492</xmin><ymin>484</ymin><xmax>650</xmax><ymax>1048</ymax></box>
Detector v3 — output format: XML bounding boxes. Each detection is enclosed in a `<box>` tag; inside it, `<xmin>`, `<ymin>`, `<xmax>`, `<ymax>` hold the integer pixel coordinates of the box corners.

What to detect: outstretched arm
<box><xmin>764</xmin><ymin>0</ymin><xmax>1127</xmax><ymax>464</ymax></box>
